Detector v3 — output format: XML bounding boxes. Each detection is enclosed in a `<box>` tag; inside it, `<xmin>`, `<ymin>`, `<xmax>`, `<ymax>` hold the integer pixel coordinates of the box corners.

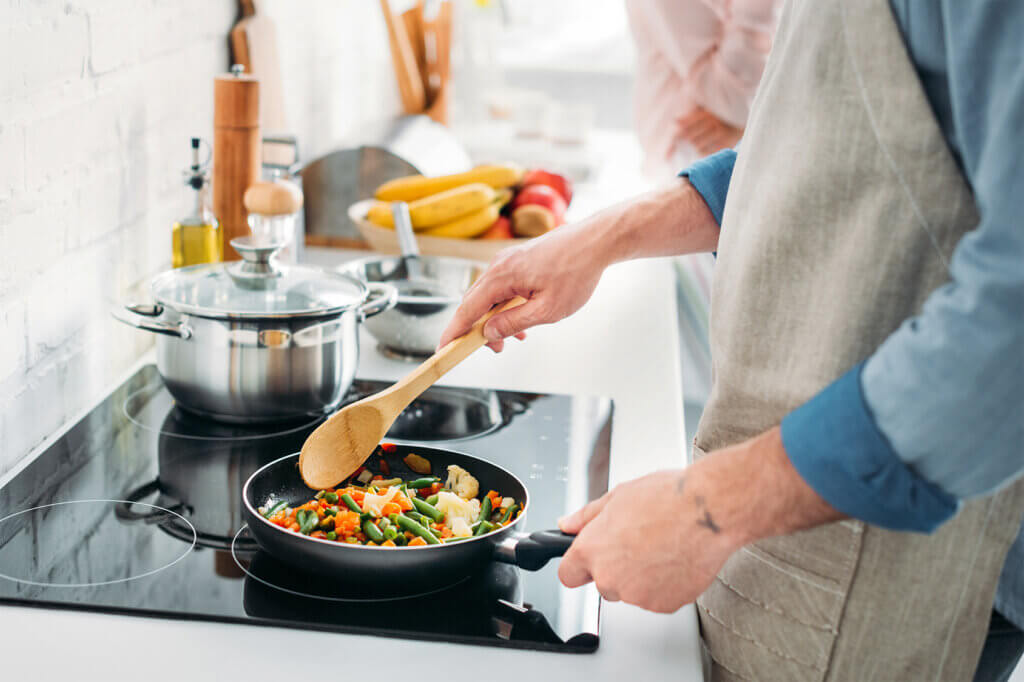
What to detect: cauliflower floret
<box><xmin>361</xmin><ymin>486</ymin><xmax>398</xmax><ymax>517</ymax></box>
<box><xmin>450</xmin><ymin>516</ymin><xmax>473</xmax><ymax>538</ymax></box>
<box><xmin>444</xmin><ymin>465</ymin><xmax>479</xmax><ymax>500</ymax></box>
<box><xmin>435</xmin><ymin>491</ymin><xmax>481</xmax><ymax>529</ymax></box>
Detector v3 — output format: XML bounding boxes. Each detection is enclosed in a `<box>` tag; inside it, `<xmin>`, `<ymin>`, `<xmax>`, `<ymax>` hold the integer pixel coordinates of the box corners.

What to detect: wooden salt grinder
<box><xmin>213</xmin><ymin>64</ymin><xmax>260</xmax><ymax>260</ymax></box>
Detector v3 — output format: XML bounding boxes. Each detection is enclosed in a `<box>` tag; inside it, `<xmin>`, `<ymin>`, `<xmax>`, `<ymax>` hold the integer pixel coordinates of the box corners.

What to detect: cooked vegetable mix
<box><xmin>259</xmin><ymin>446</ymin><xmax>523</xmax><ymax>548</ymax></box>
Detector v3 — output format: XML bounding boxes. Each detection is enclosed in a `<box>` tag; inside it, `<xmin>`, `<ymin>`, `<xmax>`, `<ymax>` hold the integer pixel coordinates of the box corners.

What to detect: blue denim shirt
<box><xmin>682</xmin><ymin>1</ymin><xmax>1024</xmax><ymax>627</ymax></box>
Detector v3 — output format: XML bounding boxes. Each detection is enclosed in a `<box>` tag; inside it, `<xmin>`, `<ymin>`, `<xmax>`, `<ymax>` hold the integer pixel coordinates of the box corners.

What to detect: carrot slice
<box><xmin>408</xmin><ymin>536</ymin><xmax>427</xmax><ymax>546</ymax></box>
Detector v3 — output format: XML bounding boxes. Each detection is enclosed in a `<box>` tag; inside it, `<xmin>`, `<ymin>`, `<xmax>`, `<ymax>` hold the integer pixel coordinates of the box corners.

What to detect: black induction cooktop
<box><xmin>0</xmin><ymin>365</ymin><xmax>612</xmax><ymax>653</ymax></box>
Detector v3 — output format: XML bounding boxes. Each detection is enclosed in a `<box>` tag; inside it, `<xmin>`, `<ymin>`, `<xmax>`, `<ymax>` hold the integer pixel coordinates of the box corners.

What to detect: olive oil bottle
<box><xmin>172</xmin><ymin>138</ymin><xmax>222</xmax><ymax>268</ymax></box>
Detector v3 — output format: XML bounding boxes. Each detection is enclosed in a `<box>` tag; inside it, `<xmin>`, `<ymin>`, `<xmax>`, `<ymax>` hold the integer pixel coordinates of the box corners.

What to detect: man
<box><xmin>439</xmin><ymin>1</ymin><xmax>1024</xmax><ymax>680</ymax></box>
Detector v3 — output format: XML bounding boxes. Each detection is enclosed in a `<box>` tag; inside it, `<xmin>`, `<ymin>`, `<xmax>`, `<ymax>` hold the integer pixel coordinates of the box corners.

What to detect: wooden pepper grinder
<box><xmin>213</xmin><ymin>64</ymin><xmax>260</xmax><ymax>260</ymax></box>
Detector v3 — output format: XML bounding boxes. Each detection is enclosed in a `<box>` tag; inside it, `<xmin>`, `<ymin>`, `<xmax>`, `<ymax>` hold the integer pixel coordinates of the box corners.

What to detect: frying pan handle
<box><xmin>115</xmin><ymin>479</ymin><xmax>187</xmax><ymax>524</ymax></box>
<box><xmin>511</xmin><ymin>530</ymin><xmax>575</xmax><ymax>571</ymax></box>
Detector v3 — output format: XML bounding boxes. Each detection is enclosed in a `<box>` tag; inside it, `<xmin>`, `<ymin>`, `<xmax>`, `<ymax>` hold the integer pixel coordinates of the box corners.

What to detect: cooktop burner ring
<box><xmin>0</xmin><ymin>499</ymin><xmax>196</xmax><ymax>588</ymax></box>
<box><xmin>122</xmin><ymin>382</ymin><xmax>324</xmax><ymax>442</ymax></box>
<box><xmin>230</xmin><ymin>525</ymin><xmax>469</xmax><ymax>603</ymax></box>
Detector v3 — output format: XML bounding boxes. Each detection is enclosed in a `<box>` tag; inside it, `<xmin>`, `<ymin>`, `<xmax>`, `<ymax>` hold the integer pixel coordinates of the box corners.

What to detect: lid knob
<box><xmin>228</xmin><ymin>236</ymin><xmax>285</xmax><ymax>288</ymax></box>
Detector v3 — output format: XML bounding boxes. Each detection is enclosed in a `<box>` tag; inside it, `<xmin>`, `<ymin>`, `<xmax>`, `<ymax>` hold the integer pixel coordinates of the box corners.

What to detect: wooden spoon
<box><xmin>299</xmin><ymin>297</ymin><xmax>525</xmax><ymax>489</ymax></box>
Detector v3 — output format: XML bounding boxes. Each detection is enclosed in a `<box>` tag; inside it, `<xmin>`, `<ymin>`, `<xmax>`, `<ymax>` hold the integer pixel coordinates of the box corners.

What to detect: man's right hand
<box><xmin>437</xmin><ymin>220</ymin><xmax>609</xmax><ymax>352</ymax></box>
<box><xmin>437</xmin><ymin>177</ymin><xmax>722</xmax><ymax>352</ymax></box>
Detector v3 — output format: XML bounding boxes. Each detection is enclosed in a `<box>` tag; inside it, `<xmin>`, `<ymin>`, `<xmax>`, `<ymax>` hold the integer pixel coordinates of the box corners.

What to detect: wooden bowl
<box><xmin>348</xmin><ymin>199</ymin><xmax>530</xmax><ymax>262</ymax></box>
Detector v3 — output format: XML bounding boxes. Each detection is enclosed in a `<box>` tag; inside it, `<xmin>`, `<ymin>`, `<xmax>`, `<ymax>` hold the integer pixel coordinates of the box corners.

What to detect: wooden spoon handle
<box><xmin>387</xmin><ymin>296</ymin><xmax>526</xmax><ymax>401</ymax></box>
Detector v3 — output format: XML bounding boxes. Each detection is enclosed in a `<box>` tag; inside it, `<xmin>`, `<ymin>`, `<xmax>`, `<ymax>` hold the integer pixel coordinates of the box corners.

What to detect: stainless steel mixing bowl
<box><xmin>337</xmin><ymin>255</ymin><xmax>488</xmax><ymax>358</ymax></box>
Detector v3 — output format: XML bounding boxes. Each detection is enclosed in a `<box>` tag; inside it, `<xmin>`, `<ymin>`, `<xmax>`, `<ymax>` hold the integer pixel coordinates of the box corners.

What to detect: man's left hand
<box><xmin>557</xmin><ymin>468</ymin><xmax>743</xmax><ymax>613</ymax></box>
<box><xmin>557</xmin><ymin>427</ymin><xmax>845</xmax><ymax>613</ymax></box>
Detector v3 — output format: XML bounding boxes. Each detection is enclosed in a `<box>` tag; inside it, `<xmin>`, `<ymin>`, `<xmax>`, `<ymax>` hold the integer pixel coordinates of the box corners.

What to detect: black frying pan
<box><xmin>242</xmin><ymin>444</ymin><xmax>574</xmax><ymax>598</ymax></box>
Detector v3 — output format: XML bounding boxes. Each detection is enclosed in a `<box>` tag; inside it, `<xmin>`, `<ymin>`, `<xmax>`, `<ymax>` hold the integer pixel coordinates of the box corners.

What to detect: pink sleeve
<box><xmin>687</xmin><ymin>0</ymin><xmax>779</xmax><ymax>127</ymax></box>
<box><xmin>627</xmin><ymin>0</ymin><xmax>779</xmax><ymax>170</ymax></box>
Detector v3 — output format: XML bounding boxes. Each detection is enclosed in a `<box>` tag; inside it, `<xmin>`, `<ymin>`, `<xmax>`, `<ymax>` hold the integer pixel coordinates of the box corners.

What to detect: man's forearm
<box><xmin>686</xmin><ymin>427</ymin><xmax>847</xmax><ymax>550</ymax></box>
<box><xmin>582</xmin><ymin>178</ymin><xmax>721</xmax><ymax>267</ymax></box>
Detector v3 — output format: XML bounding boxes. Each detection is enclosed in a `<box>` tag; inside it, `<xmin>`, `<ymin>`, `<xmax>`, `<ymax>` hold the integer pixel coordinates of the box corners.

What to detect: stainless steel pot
<box><xmin>337</xmin><ymin>254</ymin><xmax>487</xmax><ymax>358</ymax></box>
<box><xmin>114</xmin><ymin>237</ymin><xmax>397</xmax><ymax>422</ymax></box>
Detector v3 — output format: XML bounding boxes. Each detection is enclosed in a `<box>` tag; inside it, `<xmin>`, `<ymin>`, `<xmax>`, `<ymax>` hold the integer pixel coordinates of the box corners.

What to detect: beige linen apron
<box><xmin>692</xmin><ymin>1</ymin><xmax>1024</xmax><ymax>680</ymax></box>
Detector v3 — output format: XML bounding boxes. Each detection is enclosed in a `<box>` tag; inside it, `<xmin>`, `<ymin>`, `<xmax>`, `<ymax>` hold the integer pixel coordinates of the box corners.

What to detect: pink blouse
<box><xmin>626</xmin><ymin>0</ymin><xmax>779</xmax><ymax>174</ymax></box>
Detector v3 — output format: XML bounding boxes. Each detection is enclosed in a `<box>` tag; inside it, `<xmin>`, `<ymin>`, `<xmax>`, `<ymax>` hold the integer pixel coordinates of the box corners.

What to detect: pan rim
<box><xmin>242</xmin><ymin>449</ymin><xmax>530</xmax><ymax>552</ymax></box>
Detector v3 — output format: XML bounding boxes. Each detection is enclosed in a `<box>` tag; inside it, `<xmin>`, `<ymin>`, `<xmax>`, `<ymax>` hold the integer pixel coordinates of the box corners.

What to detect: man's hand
<box><xmin>437</xmin><ymin>221</ymin><xmax>608</xmax><ymax>352</ymax></box>
<box><xmin>438</xmin><ymin>179</ymin><xmax>721</xmax><ymax>351</ymax></box>
<box><xmin>558</xmin><ymin>468</ymin><xmax>742</xmax><ymax>612</ymax></box>
<box><xmin>676</xmin><ymin>107</ymin><xmax>744</xmax><ymax>156</ymax></box>
<box><xmin>557</xmin><ymin>427</ymin><xmax>845</xmax><ymax>612</ymax></box>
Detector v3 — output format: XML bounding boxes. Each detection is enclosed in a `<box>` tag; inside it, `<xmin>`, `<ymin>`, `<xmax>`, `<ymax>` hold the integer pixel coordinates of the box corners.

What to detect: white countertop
<box><xmin>0</xmin><ymin>247</ymin><xmax>701</xmax><ymax>681</ymax></box>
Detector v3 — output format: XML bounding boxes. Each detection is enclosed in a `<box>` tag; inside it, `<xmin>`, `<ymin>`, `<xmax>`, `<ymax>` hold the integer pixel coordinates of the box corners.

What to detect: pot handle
<box><xmin>358</xmin><ymin>282</ymin><xmax>398</xmax><ymax>321</ymax></box>
<box><xmin>111</xmin><ymin>303</ymin><xmax>193</xmax><ymax>339</ymax></box>
<box><xmin>496</xmin><ymin>529</ymin><xmax>576</xmax><ymax>571</ymax></box>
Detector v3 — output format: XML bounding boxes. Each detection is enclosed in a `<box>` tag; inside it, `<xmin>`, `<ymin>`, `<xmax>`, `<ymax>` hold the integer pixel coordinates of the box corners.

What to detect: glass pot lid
<box><xmin>150</xmin><ymin>237</ymin><xmax>367</xmax><ymax>319</ymax></box>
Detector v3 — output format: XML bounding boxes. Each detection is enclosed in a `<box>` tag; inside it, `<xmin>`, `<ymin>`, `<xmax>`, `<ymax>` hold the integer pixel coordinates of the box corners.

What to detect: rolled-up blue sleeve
<box><xmin>782</xmin><ymin>364</ymin><xmax>959</xmax><ymax>532</ymax></box>
<box><xmin>780</xmin><ymin>0</ymin><xmax>1024</xmax><ymax>532</ymax></box>
<box><xmin>680</xmin><ymin>149</ymin><xmax>737</xmax><ymax>226</ymax></box>
<box><xmin>859</xmin><ymin>0</ymin><xmax>1024</xmax><ymax>501</ymax></box>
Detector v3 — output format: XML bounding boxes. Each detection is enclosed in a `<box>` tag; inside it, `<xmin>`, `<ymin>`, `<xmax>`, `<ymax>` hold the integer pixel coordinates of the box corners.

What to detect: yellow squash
<box><xmin>366</xmin><ymin>183</ymin><xmax>497</xmax><ymax>230</ymax></box>
<box><xmin>374</xmin><ymin>164</ymin><xmax>524</xmax><ymax>202</ymax></box>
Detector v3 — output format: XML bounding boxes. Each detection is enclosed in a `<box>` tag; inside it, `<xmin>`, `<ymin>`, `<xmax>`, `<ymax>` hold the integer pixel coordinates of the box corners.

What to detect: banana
<box><xmin>374</xmin><ymin>164</ymin><xmax>524</xmax><ymax>202</ymax></box>
<box><xmin>421</xmin><ymin>200</ymin><xmax>503</xmax><ymax>239</ymax></box>
<box><xmin>366</xmin><ymin>183</ymin><xmax>496</xmax><ymax>230</ymax></box>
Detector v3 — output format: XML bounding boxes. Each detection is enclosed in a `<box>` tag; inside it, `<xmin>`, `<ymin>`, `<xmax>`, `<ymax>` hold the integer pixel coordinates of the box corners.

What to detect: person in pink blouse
<box><xmin>626</xmin><ymin>0</ymin><xmax>779</xmax><ymax>174</ymax></box>
<box><xmin>626</xmin><ymin>0</ymin><xmax>779</xmax><ymax>439</ymax></box>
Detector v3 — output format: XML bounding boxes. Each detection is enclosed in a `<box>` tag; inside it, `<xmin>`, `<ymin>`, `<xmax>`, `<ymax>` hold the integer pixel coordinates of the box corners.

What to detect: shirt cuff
<box><xmin>780</xmin><ymin>362</ymin><xmax>959</xmax><ymax>532</ymax></box>
<box><xmin>679</xmin><ymin>149</ymin><xmax>738</xmax><ymax>226</ymax></box>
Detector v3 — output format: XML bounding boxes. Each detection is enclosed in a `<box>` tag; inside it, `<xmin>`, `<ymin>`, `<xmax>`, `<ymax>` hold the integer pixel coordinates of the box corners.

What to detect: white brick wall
<box><xmin>0</xmin><ymin>0</ymin><xmax>400</xmax><ymax>476</ymax></box>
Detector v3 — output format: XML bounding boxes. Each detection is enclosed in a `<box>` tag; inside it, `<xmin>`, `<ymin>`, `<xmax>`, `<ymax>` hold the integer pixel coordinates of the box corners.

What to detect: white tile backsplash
<box><xmin>0</xmin><ymin>0</ymin><xmax>401</xmax><ymax>477</ymax></box>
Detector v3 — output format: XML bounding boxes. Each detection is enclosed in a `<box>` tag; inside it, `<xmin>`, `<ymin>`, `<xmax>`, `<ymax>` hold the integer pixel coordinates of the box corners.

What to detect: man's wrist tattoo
<box><xmin>675</xmin><ymin>474</ymin><xmax>721</xmax><ymax>534</ymax></box>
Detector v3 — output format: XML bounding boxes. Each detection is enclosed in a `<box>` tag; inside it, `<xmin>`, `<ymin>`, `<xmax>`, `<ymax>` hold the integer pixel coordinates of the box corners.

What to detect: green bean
<box><xmin>426</xmin><ymin>494</ymin><xmax>439</xmax><ymax>506</ymax></box>
<box><xmin>326</xmin><ymin>531</ymin><xmax>337</xmax><ymax>541</ymax></box>
<box><xmin>383</xmin><ymin>526</ymin><xmax>399</xmax><ymax>541</ymax></box>
<box><xmin>412</xmin><ymin>497</ymin><xmax>445</xmax><ymax>523</ymax></box>
<box><xmin>444</xmin><ymin>536</ymin><xmax>472</xmax><ymax>543</ymax></box>
<box><xmin>377</xmin><ymin>478</ymin><xmax>404</xmax><ymax>488</ymax></box>
<box><xmin>393</xmin><ymin>533</ymin><xmax>408</xmax><ymax>546</ymax></box>
<box><xmin>362</xmin><ymin>519</ymin><xmax>385</xmax><ymax>544</ymax></box>
<box><xmin>324</xmin><ymin>506</ymin><xmax>338</xmax><ymax>517</ymax></box>
<box><xmin>478</xmin><ymin>496</ymin><xmax>492</xmax><ymax>522</ymax></box>
<box><xmin>318</xmin><ymin>515</ymin><xmax>334</xmax><ymax>530</ymax></box>
<box><xmin>314</xmin><ymin>491</ymin><xmax>325</xmax><ymax>500</ymax></box>
<box><xmin>407</xmin><ymin>477</ymin><xmax>440</xmax><ymax>489</ymax></box>
<box><xmin>388</xmin><ymin>513</ymin><xmax>400</xmax><ymax>525</ymax></box>
<box><xmin>473</xmin><ymin>520</ymin><xmax>494</xmax><ymax>537</ymax></box>
<box><xmin>395</xmin><ymin>514</ymin><xmax>441</xmax><ymax>545</ymax></box>
<box><xmin>500</xmin><ymin>504</ymin><xmax>518</xmax><ymax>524</ymax></box>
<box><xmin>405</xmin><ymin>510</ymin><xmax>428</xmax><ymax>524</ymax></box>
<box><xmin>262</xmin><ymin>500</ymin><xmax>288</xmax><ymax>518</ymax></box>
<box><xmin>377</xmin><ymin>517</ymin><xmax>391</xmax><ymax>530</ymax></box>
<box><xmin>323</xmin><ymin>491</ymin><xmax>338</xmax><ymax>504</ymax></box>
<box><xmin>297</xmin><ymin>510</ymin><xmax>319</xmax><ymax>534</ymax></box>
<box><xmin>340</xmin><ymin>493</ymin><xmax>362</xmax><ymax>513</ymax></box>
